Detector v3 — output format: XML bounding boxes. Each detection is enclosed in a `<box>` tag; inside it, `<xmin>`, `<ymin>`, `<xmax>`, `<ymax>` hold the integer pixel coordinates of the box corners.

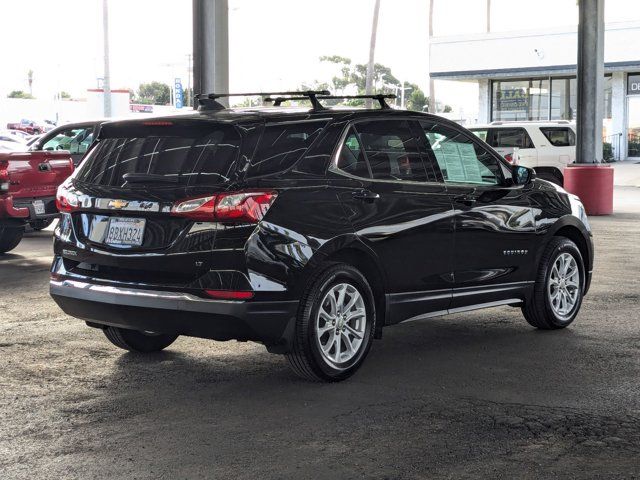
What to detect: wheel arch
<box><xmin>300</xmin><ymin>236</ymin><xmax>388</xmax><ymax>337</ymax></box>
<box><xmin>539</xmin><ymin>216</ymin><xmax>593</xmax><ymax>294</ymax></box>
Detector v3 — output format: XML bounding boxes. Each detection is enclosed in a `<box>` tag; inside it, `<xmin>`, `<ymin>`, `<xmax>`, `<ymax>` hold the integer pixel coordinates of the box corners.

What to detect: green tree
<box><xmin>60</xmin><ymin>91</ymin><xmax>71</xmax><ymax>99</ymax></box>
<box><xmin>7</xmin><ymin>90</ymin><xmax>34</xmax><ymax>99</ymax></box>
<box><xmin>136</xmin><ymin>81</ymin><xmax>171</xmax><ymax>105</ymax></box>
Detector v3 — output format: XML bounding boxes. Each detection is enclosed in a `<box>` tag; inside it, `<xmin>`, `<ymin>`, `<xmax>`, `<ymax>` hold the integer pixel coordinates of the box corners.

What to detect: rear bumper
<box><xmin>0</xmin><ymin>195</ymin><xmax>58</xmax><ymax>224</ymax></box>
<box><xmin>50</xmin><ymin>278</ymin><xmax>299</xmax><ymax>349</ymax></box>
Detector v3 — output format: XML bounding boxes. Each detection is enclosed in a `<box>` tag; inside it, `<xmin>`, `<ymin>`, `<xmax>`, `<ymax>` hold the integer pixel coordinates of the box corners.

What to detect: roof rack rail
<box><xmin>195</xmin><ymin>90</ymin><xmax>330</xmax><ymax>111</ymax></box>
<box><xmin>318</xmin><ymin>94</ymin><xmax>396</xmax><ymax>109</ymax></box>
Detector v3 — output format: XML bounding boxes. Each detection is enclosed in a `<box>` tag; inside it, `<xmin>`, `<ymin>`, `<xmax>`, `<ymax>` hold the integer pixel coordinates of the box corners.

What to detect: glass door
<box><xmin>628</xmin><ymin>96</ymin><xmax>640</xmax><ymax>158</ymax></box>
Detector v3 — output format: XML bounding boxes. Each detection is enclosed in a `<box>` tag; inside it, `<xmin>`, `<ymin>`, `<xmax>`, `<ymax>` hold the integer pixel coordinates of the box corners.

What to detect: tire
<box><xmin>103</xmin><ymin>326</ymin><xmax>178</xmax><ymax>353</ymax></box>
<box><xmin>522</xmin><ymin>237</ymin><xmax>584</xmax><ymax>329</ymax></box>
<box><xmin>0</xmin><ymin>226</ymin><xmax>24</xmax><ymax>254</ymax></box>
<box><xmin>29</xmin><ymin>219</ymin><xmax>54</xmax><ymax>231</ymax></box>
<box><xmin>286</xmin><ymin>263</ymin><xmax>376</xmax><ymax>382</ymax></box>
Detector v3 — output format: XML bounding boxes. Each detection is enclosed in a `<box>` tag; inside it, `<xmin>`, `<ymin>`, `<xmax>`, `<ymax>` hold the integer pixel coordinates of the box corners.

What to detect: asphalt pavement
<box><xmin>1</xmin><ymin>183</ymin><xmax>639</xmax><ymax>479</ymax></box>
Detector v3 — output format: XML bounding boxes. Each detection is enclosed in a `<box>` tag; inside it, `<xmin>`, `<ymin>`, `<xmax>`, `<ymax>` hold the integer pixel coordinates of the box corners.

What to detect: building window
<box><xmin>492</xmin><ymin>79</ymin><xmax>549</xmax><ymax>121</ymax></box>
<box><xmin>550</xmin><ymin>77</ymin><xmax>576</xmax><ymax>120</ymax></box>
<box><xmin>491</xmin><ymin>75</ymin><xmax>612</xmax><ymax>121</ymax></box>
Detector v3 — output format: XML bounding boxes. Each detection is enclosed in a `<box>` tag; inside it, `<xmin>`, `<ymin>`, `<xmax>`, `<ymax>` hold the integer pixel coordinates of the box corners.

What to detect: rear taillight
<box><xmin>504</xmin><ymin>153</ymin><xmax>513</xmax><ymax>163</ymax></box>
<box><xmin>55</xmin><ymin>182</ymin><xmax>79</xmax><ymax>213</ymax></box>
<box><xmin>0</xmin><ymin>161</ymin><xmax>8</xmax><ymax>193</ymax></box>
<box><xmin>171</xmin><ymin>191</ymin><xmax>277</xmax><ymax>223</ymax></box>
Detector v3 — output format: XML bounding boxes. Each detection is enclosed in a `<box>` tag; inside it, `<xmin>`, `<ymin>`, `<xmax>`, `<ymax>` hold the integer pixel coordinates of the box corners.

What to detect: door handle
<box><xmin>352</xmin><ymin>189</ymin><xmax>380</xmax><ymax>202</ymax></box>
<box><xmin>454</xmin><ymin>194</ymin><xmax>477</xmax><ymax>206</ymax></box>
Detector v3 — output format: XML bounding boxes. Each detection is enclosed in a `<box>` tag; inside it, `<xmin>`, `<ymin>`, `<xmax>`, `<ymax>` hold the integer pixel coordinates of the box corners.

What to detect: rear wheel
<box><xmin>0</xmin><ymin>226</ymin><xmax>24</xmax><ymax>254</ymax></box>
<box><xmin>103</xmin><ymin>326</ymin><xmax>178</xmax><ymax>353</ymax></box>
<box><xmin>522</xmin><ymin>237</ymin><xmax>584</xmax><ymax>329</ymax></box>
<box><xmin>286</xmin><ymin>263</ymin><xmax>376</xmax><ymax>382</ymax></box>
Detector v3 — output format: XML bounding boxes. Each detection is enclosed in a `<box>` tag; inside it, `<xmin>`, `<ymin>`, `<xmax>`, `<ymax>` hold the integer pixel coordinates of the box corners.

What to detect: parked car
<box><xmin>29</xmin><ymin>121</ymin><xmax>101</xmax><ymax>167</ymax></box>
<box><xmin>0</xmin><ymin>150</ymin><xmax>74</xmax><ymax>252</ymax></box>
<box><xmin>4</xmin><ymin>129</ymin><xmax>33</xmax><ymax>141</ymax></box>
<box><xmin>49</xmin><ymin>92</ymin><xmax>593</xmax><ymax>382</ymax></box>
<box><xmin>469</xmin><ymin>121</ymin><xmax>576</xmax><ymax>186</ymax></box>
<box><xmin>6</xmin><ymin>119</ymin><xmax>47</xmax><ymax>135</ymax></box>
<box><xmin>0</xmin><ymin>140</ymin><xmax>24</xmax><ymax>152</ymax></box>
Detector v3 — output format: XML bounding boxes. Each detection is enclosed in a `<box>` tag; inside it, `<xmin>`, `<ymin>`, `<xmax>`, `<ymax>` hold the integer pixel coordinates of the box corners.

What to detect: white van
<box><xmin>469</xmin><ymin>121</ymin><xmax>576</xmax><ymax>185</ymax></box>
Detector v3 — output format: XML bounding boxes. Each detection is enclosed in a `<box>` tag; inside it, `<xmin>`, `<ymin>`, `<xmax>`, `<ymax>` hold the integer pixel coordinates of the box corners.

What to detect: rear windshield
<box><xmin>76</xmin><ymin>126</ymin><xmax>241</xmax><ymax>187</ymax></box>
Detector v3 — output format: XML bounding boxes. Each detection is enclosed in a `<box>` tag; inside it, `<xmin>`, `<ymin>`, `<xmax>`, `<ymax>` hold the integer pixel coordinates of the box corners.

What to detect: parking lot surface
<box><xmin>1</xmin><ymin>185</ymin><xmax>639</xmax><ymax>479</ymax></box>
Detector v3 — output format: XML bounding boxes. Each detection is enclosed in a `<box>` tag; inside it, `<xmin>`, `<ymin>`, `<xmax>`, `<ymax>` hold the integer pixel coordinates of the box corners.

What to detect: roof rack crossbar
<box><xmin>194</xmin><ymin>90</ymin><xmax>330</xmax><ymax>111</ymax></box>
<box><xmin>263</xmin><ymin>96</ymin><xmax>310</xmax><ymax>107</ymax></box>
<box><xmin>318</xmin><ymin>94</ymin><xmax>396</xmax><ymax>109</ymax></box>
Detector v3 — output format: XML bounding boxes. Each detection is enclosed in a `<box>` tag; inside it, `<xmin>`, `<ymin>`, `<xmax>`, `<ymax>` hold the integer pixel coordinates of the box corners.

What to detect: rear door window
<box><xmin>76</xmin><ymin>126</ymin><xmax>241</xmax><ymax>187</ymax></box>
<box><xmin>355</xmin><ymin>120</ymin><xmax>429</xmax><ymax>182</ymax></box>
<box><xmin>245</xmin><ymin>120</ymin><xmax>327</xmax><ymax>177</ymax></box>
<box><xmin>488</xmin><ymin>128</ymin><xmax>534</xmax><ymax>149</ymax></box>
<box><xmin>337</xmin><ymin>128</ymin><xmax>371</xmax><ymax>178</ymax></box>
<box><xmin>540</xmin><ymin>127</ymin><xmax>575</xmax><ymax>146</ymax></box>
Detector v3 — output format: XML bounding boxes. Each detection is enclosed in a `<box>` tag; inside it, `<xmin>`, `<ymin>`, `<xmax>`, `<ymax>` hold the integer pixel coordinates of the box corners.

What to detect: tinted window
<box><xmin>42</xmin><ymin>127</ymin><xmax>94</xmax><ymax>154</ymax></box>
<box><xmin>337</xmin><ymin>128</ymin><xmax>370</xmax><ymax>178</ymax></box>
<box><xmin>540</xmin><ymin>127</ymin><xmax>575</xmax><ymax>147</ymax></box>
<box><xmin>484</xmin><ymin>128</ymin><xmax>534</xmax><ymax>148</ymax></box>
<box><xmin>246</xmin><ymin>121</ymin><xmax>326</xmax><ymax>177</ymax></box>
<box><xmin>355</xmin><ymin>120</ymin><xmax>428</xmax><ymax>182</ymax></box>
<box><xmin>76</xmin><ymin>126</ymin><xmax>241</xmax><ymax>187</ymax></box>
<box><xmin>421</xmin><ymin>122</ymin><xmax>503</xmax><ymax>186</ymax></box>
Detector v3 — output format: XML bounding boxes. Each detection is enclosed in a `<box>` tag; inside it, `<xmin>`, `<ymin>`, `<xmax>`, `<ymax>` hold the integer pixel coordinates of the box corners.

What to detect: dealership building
<box><xmin>430</xmin><ymin>21</ymin><xmax>640</xmax><ymax>160</ymax></box>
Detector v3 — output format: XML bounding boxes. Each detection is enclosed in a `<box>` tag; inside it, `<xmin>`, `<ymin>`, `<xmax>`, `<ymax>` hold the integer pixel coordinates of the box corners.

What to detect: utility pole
<box><xmin>102</xmin><ymin>0</ymin><xmax>112</xmax><ymax>117</ymax></box>
<box><xmin>186</xmin><ymin>53</ymin><xmax>192</xmax><ymax>108</ymax></box>
<box><xmin>486</xmin><ymin>0</ymin><xmax>491</xmax><ymax>33</ymax></box>
<box><xmin>365</xmin><ymin>0</ymin><xmax>381</xmax><ymax>108</ymax></box>
<box><xmin>428</xmin><ymin>0</ymin><xmax>436</xmax><ymax>113</ymax></box>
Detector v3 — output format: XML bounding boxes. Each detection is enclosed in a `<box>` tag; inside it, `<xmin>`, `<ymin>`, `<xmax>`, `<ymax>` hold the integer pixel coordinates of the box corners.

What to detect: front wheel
<box><xmin>286</xmin><ymin>263</ymin><xmax>376</xmax><ymax>382</ymax></box>
<box><xmin>103</xmin><ymin>326</ymin><xmax>178</xmax><ymax>353</ymax></box>
<box><xmin>522</xmin><ymin>237</ymin><xmax>584</xmax><ymax>329</ymax></box>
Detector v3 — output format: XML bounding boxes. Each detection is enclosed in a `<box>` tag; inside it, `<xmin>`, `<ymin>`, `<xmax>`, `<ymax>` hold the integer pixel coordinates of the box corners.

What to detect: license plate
<box><xmin>33</xmin><ymin>200</ymin><xmax>45</xmax><ymax>215</ymax></box>
<box><xmin>105</xmin><ymin>217</ymin><xmax>146</xmax><ymax>246</ymax></box>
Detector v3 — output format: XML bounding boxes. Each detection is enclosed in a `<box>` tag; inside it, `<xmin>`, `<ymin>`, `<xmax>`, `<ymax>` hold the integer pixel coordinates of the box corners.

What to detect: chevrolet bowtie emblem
<box><xmin>108</xmin><ymin>199</ymin><xmax>129</xmax><ymax>209</ymax></box>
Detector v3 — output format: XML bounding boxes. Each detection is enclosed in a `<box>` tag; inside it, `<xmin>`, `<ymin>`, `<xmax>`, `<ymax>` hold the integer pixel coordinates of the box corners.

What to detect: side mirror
<box><xmin>512</xmin><ymin>165</ymin><xmax>535</xmax><ymax>186</ymax></box>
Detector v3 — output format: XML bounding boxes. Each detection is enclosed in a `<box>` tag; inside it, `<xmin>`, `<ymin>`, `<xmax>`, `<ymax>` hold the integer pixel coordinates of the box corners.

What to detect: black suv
<box><xmin>50</xmin><ymin>91</ymin><xmax>594</xmax><ymax>382</ymax></box>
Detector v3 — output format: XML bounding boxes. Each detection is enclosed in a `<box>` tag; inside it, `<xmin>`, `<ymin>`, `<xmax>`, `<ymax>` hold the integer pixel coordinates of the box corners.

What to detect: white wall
<box><xmin>0</xmin><ymin>94</ymin><xmax>184</xmax><ymax>128</ymax></box>
<box><xmin>430</xmin><ymin>21</ymin><xmax>640</xmax><ymax>75</ymax></box>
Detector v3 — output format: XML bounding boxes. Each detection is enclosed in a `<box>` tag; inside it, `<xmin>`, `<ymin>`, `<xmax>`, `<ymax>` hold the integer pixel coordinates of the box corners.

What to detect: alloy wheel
<box><xmin>315</xmin><ymin>283</ymin><xmax>367</xmax><ymax>366</ymax></box>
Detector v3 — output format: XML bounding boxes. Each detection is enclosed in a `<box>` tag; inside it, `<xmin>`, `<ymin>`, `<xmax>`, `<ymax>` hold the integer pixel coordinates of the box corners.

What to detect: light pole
<box><xmin>102</xmin><ymin>0</ymin><xmax>112</xmax><ymax>117</ymax></box>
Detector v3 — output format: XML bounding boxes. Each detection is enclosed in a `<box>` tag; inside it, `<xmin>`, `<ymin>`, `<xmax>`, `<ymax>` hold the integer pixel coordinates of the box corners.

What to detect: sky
<box><xmin>2</xmin><ymin>0</ymin><xmax>640</xmax><ymax>117</ymax></box>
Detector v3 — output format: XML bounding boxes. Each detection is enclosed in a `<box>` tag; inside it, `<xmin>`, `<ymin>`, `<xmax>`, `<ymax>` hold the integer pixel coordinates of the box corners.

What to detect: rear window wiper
<box><xmin>122</xmin><ymin>173</ymin><xmax>179</xmax><ymax>184</ymax></box>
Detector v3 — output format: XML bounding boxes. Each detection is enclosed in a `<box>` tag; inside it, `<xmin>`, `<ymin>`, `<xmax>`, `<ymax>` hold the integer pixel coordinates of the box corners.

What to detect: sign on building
<box><xmin>497</xmin><ymin>88</ymin><xmax>528</xmax><ymax>111</ymax></box>
<box><xmin>174</xmin><ymin>78</ymin><xmax>184</xmax><ymax>108</ymax></box>
<box><xmin>628</xmin><ymin>74</ymin><xmax>640</xmax><ymax>95</ymax></box>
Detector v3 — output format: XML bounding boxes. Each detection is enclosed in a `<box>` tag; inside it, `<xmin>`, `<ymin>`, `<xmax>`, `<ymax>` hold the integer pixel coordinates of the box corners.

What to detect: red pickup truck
<box><xmin>0</xmin><ymin>150</ymin><xmax>74</xmax><ymax>253</ymax></box>
<box><xmin>6</xmin><ymin>119</ymin><xmax>46</xmax><ymax>135</ymax></box>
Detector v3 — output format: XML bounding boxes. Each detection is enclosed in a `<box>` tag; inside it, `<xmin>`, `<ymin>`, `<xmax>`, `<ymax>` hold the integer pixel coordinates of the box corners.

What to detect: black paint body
<box><xmin>50</xmin><ymin>107</ymin><xmax>594</xmax><ymax>352</ymax></box>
